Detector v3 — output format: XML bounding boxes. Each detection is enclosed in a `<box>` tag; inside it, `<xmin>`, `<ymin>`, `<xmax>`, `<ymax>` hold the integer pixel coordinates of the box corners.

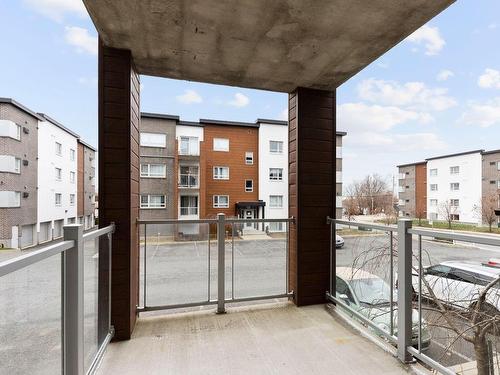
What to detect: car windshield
<box><xmin>349</xmin><ymin>278</ymin><xmax>395</xmax><ymax>306</ymax></box>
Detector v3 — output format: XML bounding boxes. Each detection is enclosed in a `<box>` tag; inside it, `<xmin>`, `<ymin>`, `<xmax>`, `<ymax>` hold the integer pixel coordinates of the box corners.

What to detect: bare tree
<box><xmin>415</xmin><ymin>206</ymin><xmax>426</xmax><ymax>226</ymax></box>
<box><xmin>438</xmin><ymin>200</ymin><xmax>459</xmax><ymax>229</ymax></box>
<box><xmin>474</xmin><ymin>192</ymin><xmax>500</xmax><ymax>232</ymax></box>
<box><xmin>344</xmin><ymin>238</ymin><xmax>500</xmax><ymax>375</ymax></box>
<box><xmin>345</xmin><ymin>174</ymin><xmax>391</xmax><ymax>215</ymax></box>
<box><xmin>343</xmin><ymin>196</ymin><xmax>359</xmax><ymax>221</ymax></box>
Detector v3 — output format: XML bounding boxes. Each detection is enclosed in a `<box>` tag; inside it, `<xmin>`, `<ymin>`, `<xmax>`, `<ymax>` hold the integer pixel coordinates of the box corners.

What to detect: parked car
<box><xmin>412</xmin><ymin>260</ymin><xmax>500</xmax><ymax>312</ymax></box>
<box><xmin>336</xmin><ymin>267</ymin><xmax>431</xmax><ymax>350</ymax></box>
<box><xmin>336</xmin><ymin>235</ymin><xmax>345</xmax><ymax>248</ymax></box>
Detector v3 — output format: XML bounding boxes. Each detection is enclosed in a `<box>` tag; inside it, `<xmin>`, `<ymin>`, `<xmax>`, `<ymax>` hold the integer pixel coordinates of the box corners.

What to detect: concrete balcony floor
<box><xmin>96</xmin><ymin>302</ymin><xmax>413</xmax><ymax>374</ymax></box>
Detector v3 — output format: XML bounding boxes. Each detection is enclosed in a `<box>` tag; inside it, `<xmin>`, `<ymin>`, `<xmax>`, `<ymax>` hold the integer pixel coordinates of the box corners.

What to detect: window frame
<box><xmin>140</xmin><ymin>132</ymin><xmax>167</xmax><ymax>148</ymax></box>
<box><xmin>245</xmin><ymin>179</ymin><xmax>253</xmax><ymax>192</ymax></box>
<box><xmin>179</xmin><ymin>195</ymin><xmax>199</xmax><ymax>216</ymax></box>
<box><xmin>55</xmin><ymin>193</ymin><xmax>62</xmax><ymax>207</ymax></box>
<box><xmin>213</xmin><ymin>195</ymin><xmax>229</xmax><ymax>208</ymax></box>
<box><xmin>55</xmin><ymin>142</ymin><xmax>62</xmax><ymax>156</ymax></box>
<box><xmin>245</xmin><ymin>152</ymin><xmax>254</xmax><ymax>165</ymax></box>
<box><xmin>269</xmin><ymin>195</ymin><xmax>284</xmax><ymax>208</ymax></box>
<box><xmin>179</xmin><ymin>165</ymin><xmax>199</xmax><ymax>188</ymax></box>
<box><xmin>55</xmin><ymin>167</ymin><xmax>62</xmax><ymax>181</ymax></box>
<box><xmin>450</xmin><ymin>166</ymin><xmax>460</xmax><ymax>175</ymax></box>
<box><xmin>429</xmin><ymin>168</ymin><xmax>438</xmax><ymax>177</ymax></box>
<box><xmin>269</xmin><ymin>168</ymin><xmax>283</xmax><ymax>181</ymax></box>
<box><xmin>70</xmin><ymin>171</ymin><xmax>75</xmax><ymax>184</ymax></box>
<box><xmin>213</xmin><ymin>138</ymin><xmax>229</xmax><ymax>152</ymax></box>
<box><xmin>430</xmin><ymin>184</ymin><xmax>438</xmax><ymax>191</ymax></box>
<box><xmin>213</xmin><ymin>166</ymin><xmax>229</xmax><ymax>180</ymax></box>
<box><xmin>450</xmin><ymin>182</ymin><xmax>460</xmax><ymax>191</ymax></box>
<box><xmin>269</xmin><ymin>140</ymin><xmax>284</xmax><ymax>154</ymax></box>
<box><xmin>430</xmin><ymin>199</ymin><xmax>438</xmax><ymax>207</ymax></box>
<box><xmin>69</xmin><ymin>194</ymin><xmax>75</xmax><ymax>206</ymax></box>
<box><xmin>140</xmin><ymin>163</ymin><xmax>167</xmax><ymax>178</ymax></box>
<box><xmin>179</xmin><ymin>136</ymin><xmax>199</xmax><ymax>155</ymax></box>
<box><xmin>70</xmin><ymin>148</ymin><xmax>76</xmax><ymax>161</ymax></box>
<box><xmin>140</xmin><ymin>194</ymin><xmax>167</xmax><ymax>209</ymax></box>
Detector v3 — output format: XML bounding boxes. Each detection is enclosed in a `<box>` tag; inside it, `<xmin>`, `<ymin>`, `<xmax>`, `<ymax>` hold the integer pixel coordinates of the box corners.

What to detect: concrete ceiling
<box><xmin>83</xmin><ymin>0</ymin><xmax>454</xmax><ymax>92</ymax></box>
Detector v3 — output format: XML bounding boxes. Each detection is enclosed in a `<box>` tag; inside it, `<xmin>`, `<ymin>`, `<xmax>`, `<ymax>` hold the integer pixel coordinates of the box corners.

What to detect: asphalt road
<box><xmin>1</xmin><ymin>232</ymin><xmax>499</xmax><ymax>373</ymax></box>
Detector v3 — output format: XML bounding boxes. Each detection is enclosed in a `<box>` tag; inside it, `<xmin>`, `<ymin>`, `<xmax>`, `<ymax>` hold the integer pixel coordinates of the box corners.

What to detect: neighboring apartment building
<box><xmin>0</xmin><ymin>98</ymin><xmax>96</xmax><ymax>249</ymax></box>
<box><xmin>37</xmin><ymin>113</ymin><xmax>79</xmax><ymax>241</ymax></box>
<box><xmin>139</xmin><ymin>113</ymin><xmax>177</xmax><ymax>232</ymax></box>
<box><xmin>481</xmin><ymin>150</ymin><xmax>500</xmax><ymax>226</ymax></box>
<box><xmin>397</xmin><ymin>161</ymin><xmax>427</xmax><ymax>218</ymax></box>
<box><xmin>77</xmin><ymin>140</ymin><xmax>96</xmax><ymax>229</ymax></box>
<box><xmin>201</xmin><ymin>119</ymin><xmax>261</xmax><ymax>224</ymax></box>
<box><xmin>336</xmin><ymin>132</ymin><xmax>346</xmax><ymax>219</ymax></box>
<box><xmin>426</xmin><ymin>150</ymin><xmax>483</xmax><ymax>224</ymax></box>
<box><xmin>0</xmin><ymin>98</ymin><xmax>40</xmax><ymax>248</ymax></box>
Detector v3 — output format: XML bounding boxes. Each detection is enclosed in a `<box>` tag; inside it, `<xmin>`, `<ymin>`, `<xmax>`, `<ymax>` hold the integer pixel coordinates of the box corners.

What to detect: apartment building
<box><xmin>426</xmin><ymin>150</ymin><xmax>483</xmax><ymax>223</ymax></box>
<box><xmin>481</xmin><ymin>150</ymin><xmax>500</xmax><ymax>226</ymax></box>
<box><xmin>0</xmin><ymin>98</ymin><xmax>40</xmax><ymax>248</ymax></box>
<box><xmin>201</xmin><ymin>119</ymin><xmax>261</xmax><ymax>224</ymax></box>
<box><xmin>139</xmin><ymin>113</ymin><xmax>177</xmax><ymax>233</ymax></box>
<box><xmin>397</xmin><ymin>161</ymin><xmax>427</xmax><ymax>218</ymax></box>
<box><xmin>336</xmin><ymin>132</ymin><xmax>346</xmax><ymax>219</ymax></box>
<box><xmin>0</xmin><ymin>98</ymin><xmax>96</xmax><ymax>248</ymax></box>
<box><xmin>77</xmin><ymin>140</ymin><xmax>96</xmax><ymax>229</ymax></box>
<box><xmin>37</xmin><ymin>113</ymin><xmax>79</xmax><ymax>241</ymax></box>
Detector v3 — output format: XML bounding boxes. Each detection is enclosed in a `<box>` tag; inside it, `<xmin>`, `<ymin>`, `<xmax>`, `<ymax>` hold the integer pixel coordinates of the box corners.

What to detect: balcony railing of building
<box><xmin>137</xmin><ymin>215</ymin><xmax>294</xmax><ymax>314</ymax></box>
<box><xmin>0</xmin><ymin>223</ymin><xmax>115</xmax><ymax>375</ymax></box>
<box><xmin>328</xmin><ymin>217</ymin><xmax>500</xmax><ymax>375</ymax></box>
<box><xmin>178</xmin><ymin>174</ymin><xmax>199</xmax><ymax>188</ymax></box>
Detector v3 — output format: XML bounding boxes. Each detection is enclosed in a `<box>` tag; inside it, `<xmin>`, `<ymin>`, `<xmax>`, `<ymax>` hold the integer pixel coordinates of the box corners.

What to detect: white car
<box><xmin>412</xmin><ymin>260</ymin><xmax>500</xmax><ymax>312</ymax></box>
<box><xmin>336</xmin><ymin>267</ymin><xmax>431</xmax><ymax>349</ymax></box>
<box><xmin>336</xmin><ymin>235</ymin><xmax>345</xmax><ymax>249</ymax></box>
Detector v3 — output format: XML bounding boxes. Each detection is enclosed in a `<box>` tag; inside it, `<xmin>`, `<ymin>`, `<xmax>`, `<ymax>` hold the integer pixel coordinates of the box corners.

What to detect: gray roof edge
<box><xmin>0</xmin><ymin>97</ymin><xmax>44</xmax><ymax>120</ymax></box>
<box><xmin>178</xmin><ymin>120</ymin><xmax>204</xmax><ymax>127</ymax></box>
<box><xmin>141</xmin><ymin>112</ymin><xmax>180</xmax><ymax>121</ymax></box>
<box><xmin>256</xmin><ymin>118</ymin><xmax>288</xmax><ymax>126</ymax></box>
<box><xmin>397</xmin><ymin>161</ymin><xmax>427</xmax><ymax>168</ymax></box>
<box><xmin>482</xmin><ymin>149</ymin><xmax>500</xmax><ymax>156</ymax></box>
<box><xmin>199</xmin><ymin>118</ymin><xmax>259</xmax><ymax>128</ymax></box>
<box><xmin>426</xmin><ymin>149</ymin><xmax>484</xmax><ymax>161</ymax></box>
<box><xmin>77</xmin><ymin>138</ymin><xmax>97</xmax><ymax>152</ymax></box>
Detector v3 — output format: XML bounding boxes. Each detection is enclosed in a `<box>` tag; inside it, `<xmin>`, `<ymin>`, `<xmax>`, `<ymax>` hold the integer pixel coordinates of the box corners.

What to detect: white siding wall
<box><xmin>426</xmin><ymin>152</ymin><xmax>482</xmax><ymax>224</ymax></box>
<box><xmin>37</xmin><ymin>120</ymin><xmax>78</xmax><ymax>232</ymax></box>
<box><xmin>258</xmin><ymin>123</ymin><xmax>288</xmax><ymax>227</ymax></box>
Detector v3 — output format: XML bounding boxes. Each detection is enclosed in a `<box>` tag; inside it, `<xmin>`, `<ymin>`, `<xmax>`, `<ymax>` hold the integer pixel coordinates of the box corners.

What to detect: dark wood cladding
<box><xmin>415</xmin><ymin>163</ymin><xmax>427</xmax><ymax>218</ymax></box>
<box><xmin>98</xmin><ymin>39</ymin><xmax>140</xmax><ymax>340</ymax></box>
<box><xmin>289</xmin><ymin>87</ymin><xmax>336</xmax><ymax>306</ymax></box>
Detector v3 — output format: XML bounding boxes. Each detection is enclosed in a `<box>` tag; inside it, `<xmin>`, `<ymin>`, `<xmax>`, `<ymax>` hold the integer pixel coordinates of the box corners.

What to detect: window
<box><xmin>55</xmin><ymin>193</ymin><xmax>62</xmax><ymax>206</ymax></box>
<box><xmin>270</xmin><ymin>141</ymin><xmax>283</xmax><ymax>153</ymax></box>
<box><xmin>450</xmin><ymin>182</ymin><xmax>460</xmax><ymax>191</ymax></box>
<box><xmin>245</xmin><ymin>179</ymin><xmax>253</xmax><ymax>192</ymax></box>
<box><xmin>140</xmin><ymin>132</ymin><xmax>166</xmax><ymax>148</ymax></box>
<box><xmin>430</xmin><ymin>184</ymin><xmax>438</xmax><ymax>191</ymax></box>
<box><xmin>269</xmin><ymin>195</ymin><xmax>283</xmax><ymax>208</ymax></box>
<box><xmin>430</xmin><ymin>168</ymin><xmax>438</xmax><ymax>177</ymax></box>
<box><xmin>140</xmin><ymin>195</ymin><xmax>166</xmax><ymax>208</ymax></box>
<box><xmin>0</xmin><ymin>156</ymin><xmax>21</xmax><ymax>173</ymax></box>
<box><xmin>498</xmin><ymin>162</ymin><xmax>500</xmax><ymax>171</ymax></box>
<box><xmin>69</xmin><ymin>194</ymin><xmax>75</xmax><ymax>206</ymax></box>
<box><xmin>245</xmin><ymin>152</ymin><xmax>254</xmax><ymax>165</ymax></box>
<box><xmin>498</xmin><ymin>180</ymin><xmax>500</xmax><ymax>189</ymax></box>
<box><xmin>213</xmin><ymin>195</ymin><xmax>229</xmax><ymax>208</ymax></box>
<box><xmin>213</xmin><ymin>166</ymin><xmax>229</xmax><ymax>180</ymax></box>
<box><xmin>179</xmin><ymin>136</ymin><xmax>199</xmax><ymax>155</ymax></box>
<box><xmin>179</xmin><ymin>165</ymin><xmax>199</xmax><ymax>187</ymax></box>
<box><xmin>55</xmin><ymin>167</ymin><xmax>62</xmax><ymax>181</ymax></box>
<box><xmin>180</xmin><ymin>195</ymin><xmax>199</xmax><ymax>216</ymax></box>
<box><xmin>140</xmin><ymin>164</ymin><xmax>166</xmax><ymax>178</ymax></box>
<box><xmin>55</xmin><ymin>142</ymin><xmax>62</xmax><ymax>156</ymax></box>
<box><xmin>269</xmin><ymin>168</ymin><xmax>283</xmax><ymax>181</ymax></box>
<box><xmin>213</xmin><ymin>138</ymin><xmax>229</xmax><ymax>151</ymax></box>
<box><xmin>450</xmin><ymin>199</ymin><xmax>459</xmax><ymax>207</ymax></box>
<box><xmin>429</xmin><ymin>212</ymin><xmax>438</xmax><ymax>220</ymax></box>
<box><xmin>430</xmin><ymin>199</ymin><xmax>438</xmax><ymax>206</ymax></box>
<box><xmin>450</xmin><ymin>166</ymin><xmax>459</xmax><ymax>174</ymax></box>
<box><xmin>70</xmin><ymin>148</ymin><xmax>75</xmax><ymax>161</ymax></box>
<box><xmin>0</xmin><ymin>191</ymin><xmax>21</xmax><ymax>208</ymax></box>
<box><xmin>450</xmin><ymin>214</ymin><xmax>460</xmax><ymax>221</ymax></box>
<box><xmin>0</xmin><ymin>120</ymin><xmax>21</xmax><ymax>140</ymax></box>
<box><xmin>268</xmin><ymin>222</ymin><xmax>284</xmax><ymax>232</ymax></box>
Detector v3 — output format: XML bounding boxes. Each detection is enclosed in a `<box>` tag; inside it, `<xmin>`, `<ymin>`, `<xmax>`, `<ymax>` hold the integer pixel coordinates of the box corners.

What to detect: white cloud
<box><xmin>278</xmin><ymin>108</ymin><xmax>288</xmax><ymax>120</ymax></box>
<box><xmin>345</xmin><ymin>131</ymin><xmax>447</xmax><ymax>152</ymax></box>
<box><xmin>488</xmin><ymin>23</ymin><xmax>497</xmax><ymax>30</ymax></box>
<box><xmin>24</xmin><ymin>0</ymin><xmax>86</xmax><ymax>21</ymax></box>
<box><xmin>357</xmin><ymin>78</ymin><xmax>457</xmax><ymax>111</ymax></box>
<box><xmin>77</xmin><ymin>77</ymin><xmax>97</xmax><ymax>87</ymax></box>
<box><xmin>436</xmin><ymin>69</ymin><xmax>454</xmax><ymax>81</ymax></box>
<box><xmin>460</xmin><ymin>98</ymin><xmax>500</xmax><ymax>128</ymax></box>
<box><xmin>64</xmin><ymin>26</ymin><xmax>97</xmax><ymax>55</ymax></box>
<box><xmin>228</xmin><ymin>93</ymin><xmax>249</xmax><ymax>107</ymax></box>
<box><xmin>406</xmin><ymin>25</ymin><xmax>445</xmax><ymax>56</ymax></box>
<box><xmin>176</xmin><ymin>89</ymin><xmax>203</xmax><ymax>104</ymax></box>
<box><xmin>338</xmin><ymin>102</ymin><xmax>432</xmax><ymax>133</ymax></box>
<box><xmin>478</xmin><ymin>68</ymin><xmax>500</xmax><ymax>89</ymax></box>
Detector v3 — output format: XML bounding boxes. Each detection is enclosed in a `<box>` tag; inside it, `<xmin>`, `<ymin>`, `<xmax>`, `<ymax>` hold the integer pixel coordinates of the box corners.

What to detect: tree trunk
<box><xmin>489</xmin><ymin>223</ymin><xmax>492</xmax><ymax>233</ymax></box>
<box><xmin>474</xmin><ymin>335</ymin><xmax>491</xmax><ymax>375</ymax></box>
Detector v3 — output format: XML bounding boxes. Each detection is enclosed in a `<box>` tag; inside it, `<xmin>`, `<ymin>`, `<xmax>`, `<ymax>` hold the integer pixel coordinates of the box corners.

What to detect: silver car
<box><xmin>336</xmin><ymin>235</ymin><xmax>345</xmax><ymax>248</ymax></box>
<box><xmin>336</xmin><ymin>267</ymin><xmax>431</xmax><ymax>350</ymax></box>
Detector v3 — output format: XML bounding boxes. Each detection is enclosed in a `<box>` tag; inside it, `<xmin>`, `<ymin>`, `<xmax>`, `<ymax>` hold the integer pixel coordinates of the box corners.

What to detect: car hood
<box><xmin>359</xmin><ymin>305</ymin><xmax>422</xmax><ymax>330</ymax></box>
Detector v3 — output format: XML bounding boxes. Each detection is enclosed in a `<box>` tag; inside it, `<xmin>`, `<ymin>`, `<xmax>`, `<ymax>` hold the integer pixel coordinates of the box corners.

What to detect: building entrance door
<box><xmin>244</xmin><ymin>210</ymin><xmax>254</xmax><ymax>228</ymax></box>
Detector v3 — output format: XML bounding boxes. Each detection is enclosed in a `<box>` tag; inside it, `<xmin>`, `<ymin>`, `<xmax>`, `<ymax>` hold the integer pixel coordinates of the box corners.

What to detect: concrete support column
<box><xmin>98</xmin><ymin>39</ymin><xmax>140</xmax><ymax>340</ymax></box>
<box><xmin>288</xmin><ymin>88</ymin><xmax>336</xmax><ymax>306</ymax></box>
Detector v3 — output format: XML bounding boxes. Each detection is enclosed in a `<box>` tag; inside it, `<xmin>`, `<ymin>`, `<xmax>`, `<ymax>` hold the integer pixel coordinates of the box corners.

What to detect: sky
<box><xmin>1</xmin><ymin>1</ymin><xmax>500</xmax><ymax>190</ymax></box>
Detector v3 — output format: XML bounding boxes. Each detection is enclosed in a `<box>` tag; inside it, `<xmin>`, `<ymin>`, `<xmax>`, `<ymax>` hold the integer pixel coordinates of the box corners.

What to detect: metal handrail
<box><xmin>0</xmin><ymin>240</ymin><xmax>74</xmax><ymax>277</ymax></box>
<box><xmin>82</xmin><ymin>223</ymin><xmax>115</xmax><ymax>241</ymax></box>
<box><xmin>138</xmin><ymin>218</ymin><xmax>218</xmax><ymax>224</ymax></box>
<box><xmin>329</xmin><ymin>217</ymin><xmax>396</xmax><ymax>232</ymax></box>
<box><xmin>408</xmin><ymin>227</ymin><xmax>500</xmax><ymax>247</ymax></box>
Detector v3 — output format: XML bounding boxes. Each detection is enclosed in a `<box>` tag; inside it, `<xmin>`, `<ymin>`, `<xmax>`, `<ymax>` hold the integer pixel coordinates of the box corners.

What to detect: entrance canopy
<box><xmin>83</xmin><ymin>0</ymin><xmax>454</xmax><ymax>92</ymax></box>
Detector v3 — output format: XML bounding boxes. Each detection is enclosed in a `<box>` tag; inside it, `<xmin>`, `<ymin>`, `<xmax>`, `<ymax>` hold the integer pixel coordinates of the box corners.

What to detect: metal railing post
<box><xmin>62</xmin><ymin>224</ymin><xmax>84</xmax><ymax>375</ymax></box>
<box><xmin>397</xmin><ymin>218</ymin><xmax>413</xmax><ymax>363</ymax></box>
<box><xmin>217</xmin><ymin>213</ymin><xmax>226</xmax><ymax>314</ymax></box>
